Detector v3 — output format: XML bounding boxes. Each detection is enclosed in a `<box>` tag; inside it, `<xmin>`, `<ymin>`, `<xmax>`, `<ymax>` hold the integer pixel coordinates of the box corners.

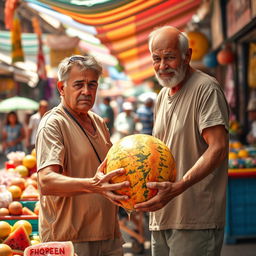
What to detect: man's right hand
<box><xmin>90</xmin><ymin>158</ymin><xmax>130</xmax><ymax>206</ymax></box>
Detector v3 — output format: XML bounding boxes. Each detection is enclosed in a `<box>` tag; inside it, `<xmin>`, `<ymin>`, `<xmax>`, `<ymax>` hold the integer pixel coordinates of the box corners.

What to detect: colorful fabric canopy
<box><xmin>22</xmin><ymin>0</ymin><xmax>202</xmax><ymax>83</ymax></box>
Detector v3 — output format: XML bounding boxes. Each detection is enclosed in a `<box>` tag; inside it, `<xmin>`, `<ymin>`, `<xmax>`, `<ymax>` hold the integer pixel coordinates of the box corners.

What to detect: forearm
<box><xmin>38</xmin><ymin>169</ymin><xmax>95</xmax><ymax>196</ymax></box>
<box><xmin>181</xmin><ymin>143</ymin><xmax>228</xmax><ymax>191</ymax></box>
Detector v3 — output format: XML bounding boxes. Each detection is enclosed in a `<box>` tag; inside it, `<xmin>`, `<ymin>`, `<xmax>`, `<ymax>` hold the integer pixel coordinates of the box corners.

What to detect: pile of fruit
<box><xmin>229</xmin><ymin>141</ymin><xmax>256</xmax><ymax>169</ymax></box>
<box><xmin>0</xmin><ymin>219</ymin><xmax>41</xmax><ymax>256</ymax></box>
<box><xmin>0</xmin><ymin>149</ymin><xmax>41</xmax><ymax>255</ymax></box>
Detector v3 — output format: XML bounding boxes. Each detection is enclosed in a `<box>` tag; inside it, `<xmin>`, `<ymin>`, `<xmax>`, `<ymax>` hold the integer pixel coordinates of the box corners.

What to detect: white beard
<box><xmin>155</xmin><ymin>64</ymin><xmax>187</xmax><ymax>89</ymax></box>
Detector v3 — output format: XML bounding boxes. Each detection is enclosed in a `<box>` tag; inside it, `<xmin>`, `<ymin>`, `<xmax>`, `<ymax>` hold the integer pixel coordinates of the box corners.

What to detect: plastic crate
<box><xmin>20</xmin><ymin>200</ymin><xmax>38</xmax><ymax>211</ymax></box>
<box><xmin>0</xmin><ymin>215</ymin><xmax>38</xmax><ymax>236</ymax></box>
<box><xmin>225</xmin><ymin>176</ymin><xmax>256</xmax><ymax>244</ymax></box>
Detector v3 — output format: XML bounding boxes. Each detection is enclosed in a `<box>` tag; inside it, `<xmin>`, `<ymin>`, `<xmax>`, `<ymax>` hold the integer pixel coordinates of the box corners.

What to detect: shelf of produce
<box><xmin>228</xmin><ymin>168</ymin><xmax>256</xmax><ymax>177</ymax></box>
<box><xmin>0</xmin><ymin>215</ymin><xmax>38</xmax><ymax>236</ymax></box>
<box><xmin>225</xmin><ymin>169</ymin><xmax>256</xmax><ymax>244</ymax></box>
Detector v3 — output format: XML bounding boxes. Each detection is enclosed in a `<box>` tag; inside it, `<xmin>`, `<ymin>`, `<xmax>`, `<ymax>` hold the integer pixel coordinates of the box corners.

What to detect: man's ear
<box><xmin>57</xmin><ymin>81</ymin><xmax>65</xmax><ymax>96</ymax></box>
<box><xmin>184</xmin><ymin>48</ymin><xmax>192</xmax><ymax>64</ymax></box>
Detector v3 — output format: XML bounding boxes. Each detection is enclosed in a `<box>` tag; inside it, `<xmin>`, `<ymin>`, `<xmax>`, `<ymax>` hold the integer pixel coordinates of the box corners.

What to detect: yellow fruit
<box><xmin>238</xmin><ymin>149</ymin><xmax>249</xmax><ymax>158</ymax></box>
<box><xmin>229</xmin><ymin>152</ymin><xmax>238</xmax><ymax>160</ymax></box>
<box><xmin>22</xmin><ymin>155</ymin><xmax>36</xmax><ymax>169</ymax></box>
<box><xmin>7</xmin><ymin>185</ymin><xmax>22</xmax><ymax>199</ymax></box>
<box><xmin>12</xmin><ymin>220</ymin><xmax>32</xmax><ymax>235</ymax></box>
<box><xmin>0</xmin><ymin>244</ymin><xmax>12</xmax><ymax>256</ymax></box>
<box><xmin>31</xmin><ymin>148</ymin><xmax>36</xmax><ymax>157</ymax></box>
<box><xmin>0</xmin><ymin>208</ymin><xmax>9</xmax><ymax>216</ymax></box>
<box><xmin>0</xmin><ymin>221</ymin><xmax>12</xmax><ymax>238</ymax></box>
<box><xmin>30</xmin><ymin>239</ymin><xmax>40</xmax><ymax>245</ymax></box>
<box><xmin>15</xmin><ymin>165</ymin><xmax>29</xmax><ymax>177</ymax></box>
<box><xmin>232</xmin><ymin>141</ymin><xmax>242</xmax><ymax>149</ymax></box>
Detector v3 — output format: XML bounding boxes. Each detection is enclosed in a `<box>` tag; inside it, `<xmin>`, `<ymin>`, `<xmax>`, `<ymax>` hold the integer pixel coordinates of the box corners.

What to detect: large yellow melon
<box><xmin>105</xmin><ymin>134</ymin><xmax>176</xmax><ymax>211</ymax></box>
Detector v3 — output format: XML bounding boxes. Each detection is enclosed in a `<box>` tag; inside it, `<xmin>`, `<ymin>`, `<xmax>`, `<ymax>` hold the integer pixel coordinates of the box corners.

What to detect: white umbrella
<box><xmin>0</xmin><ymin>96</ymin><xmax>39</xmax><ymax>112</ymax></box>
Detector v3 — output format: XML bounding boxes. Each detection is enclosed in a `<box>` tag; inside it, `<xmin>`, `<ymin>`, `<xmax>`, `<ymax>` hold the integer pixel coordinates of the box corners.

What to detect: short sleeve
<box><xmin>36</xmin><ymin>121</ymin><xmax>65</xmax><ymax>172</ymax></box>
<box><xmin>198</xmin><ymin>87</ymin><xmax>229</xmax><ymax>134</ymax></box>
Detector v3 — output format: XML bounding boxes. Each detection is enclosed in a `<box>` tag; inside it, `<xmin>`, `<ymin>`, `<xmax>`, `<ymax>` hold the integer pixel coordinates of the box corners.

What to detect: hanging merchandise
<box><xmin>187</xmin><ymin>31</ymin><xmax>209</xmax><ymax>61</ymax></box>
<box><xmin>203</xmin><ymin>51</ymin><xmax>218</xmax><ymax>68</ymax></box>
<box><xmin>217</xmin><ymin>45</ymin><xmax>234</xmax><ymax>65</ymax></box>
<box><xmin>32</xmin><ymin>17</ymin><xmax>47</xmax><ymax>80</ymax></box>
<box><xmin>11</xmin><ymin>12</ymin><xmax>24</xmax><ymax>63</ymax></box>
<box><xmin>248</xmin><ymin>42</ymin><xmax>256</xmax><ymax>88</ymax></box>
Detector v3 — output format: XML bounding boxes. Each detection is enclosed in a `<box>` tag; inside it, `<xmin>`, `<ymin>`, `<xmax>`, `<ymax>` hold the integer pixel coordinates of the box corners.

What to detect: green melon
<box><xmin>105</xmin><ymin>134</ymin><xmax>176</xmax><ymax>211</ymax></box>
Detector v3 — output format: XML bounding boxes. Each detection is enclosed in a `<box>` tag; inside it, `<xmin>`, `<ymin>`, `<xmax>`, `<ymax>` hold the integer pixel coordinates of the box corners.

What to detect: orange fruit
<box><xmin>22</xmin><ymin>155</ymin><xmax>36</xmax><ymax>169</ymax></box>
<box><xmin>0</xmin><ymin>221</ymin><xmax>12</xmax><ymax>238</ymax></box>
<box><xmin>0</xmin><ymin>208</ymin><xmax>9</xmax><ymax>216</ymax></box>
<box><xmin>15</xmin><ymin>165</ymin><xmax>29</xmax><ymax>177</ymax></box>
<box><xmin>231</xmin><ymin>141</ymin><xmax>242</xmax><ymax>149</ymax></box>
<box><xmin>12</xmin><ymin>220</ymin><xmax>32</xmax><ymax>235</ymax></box>
<box><xmin>229</xmin><ymin>152</ymin><xmax>238</xmax><ymax>160</ymax></box>
<box><xmin>7</xmin><ymin>185</ymin><xmax>22</xmax><ymax>199</ymax></box>
<box><xmin>8</xmin><ymin>201</ymin><xmax>23</xmax><ymax>215</ymax></box>
<box><xmin>0</xmin><ymin>244</ymin><xmax>12</xmax><ymax>256</ymax></box>
<box><xmin>31</xmin><ymin>148</ymin><xmax>36</xmax><ymax>158</ymax></box>
<box><xmin>10</xmin><ymin>177</ymin><xmax>26</xmax><ymax>191</ymax></box>
<box><xmin>238</xmin><ymin>149</ymin><xmax>249</xmax><ymax>158</ymax></box>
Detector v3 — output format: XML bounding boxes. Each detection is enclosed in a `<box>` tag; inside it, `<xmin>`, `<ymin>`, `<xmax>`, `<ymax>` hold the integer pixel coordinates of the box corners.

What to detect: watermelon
<box><xmin>21</xmin><ymin>185</ymin><xmax>39</xmax><ymax>199</ymax></box>
<box><xmin>22</xmin><ymin>207</ymin><xmax>37</xmax><ymax>216</ymax></box>
<box><xmin>24</xmin><ymin>241</ymin><xmax>74</xmax><ymax>256</ymax></box>
<box><xmin>105</xmin><ymin>134</ymin><xmax>176</xmax><ymax>211</ymax></box>
<box><xmin>3</xmin><ymin>226</ymin><xmax>31</xmax><ymax>252</ymax></box>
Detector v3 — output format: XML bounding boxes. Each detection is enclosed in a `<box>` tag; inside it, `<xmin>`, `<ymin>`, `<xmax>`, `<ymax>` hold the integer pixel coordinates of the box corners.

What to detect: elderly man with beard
<box><xmin>35</xmin><ymin>55</ymin><xmax>129</xmax><ymax>256</ymax></box>
<box><xmin>134</xmin><ymin>26</ymin><xmax>230</xmax><ymax>256</ymax></box>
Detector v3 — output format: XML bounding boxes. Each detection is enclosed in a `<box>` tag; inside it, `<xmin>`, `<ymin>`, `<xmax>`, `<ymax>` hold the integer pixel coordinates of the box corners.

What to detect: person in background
<box><xmin>114</xmin><ymin>101</ymin><xmax>136</xmax><ymax>140</ymax></box>
<box><xmin>246</xmin><ymin>98</ymin><xmax>256</xmax><ymax>145</ymax></box>
<box><xmin>134</xmin><ymin>26</ymin><xmax>229</xmax><ymax>256</ymax></box>
<box><xmin>35</xmin><ymin>55</ymin><xmax>129</xmax><ymax>256</ymax></box>
<box><xmin>1</xmin><ymin>111</ymin><xmax>25</xmax><ymax>155</ymax></box>
<box><xmin>26</xmin><ymin>100</ymin><xmax>49</xmax><ymax>152</ymax></box>
<box><xmin>136</xmin><ymin>98</ymin><xmax>154</xmax><ymax>135</ymax></box>
<box><xmin>99</xmin><ymin>97</ymin><xmax>115</xmax><ymax>136</ymax></box>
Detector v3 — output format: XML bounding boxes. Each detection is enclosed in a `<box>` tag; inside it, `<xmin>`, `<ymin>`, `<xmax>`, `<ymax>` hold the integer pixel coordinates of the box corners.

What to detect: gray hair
<box><xmin>148</xmin><ymin>26</ymin><xmax>189</xmax><ymax>59</ymax></box>
<box><xmin>57</xmin><ymin>55</ymin><xmax>103</xmax><ymax>84</ymax></box>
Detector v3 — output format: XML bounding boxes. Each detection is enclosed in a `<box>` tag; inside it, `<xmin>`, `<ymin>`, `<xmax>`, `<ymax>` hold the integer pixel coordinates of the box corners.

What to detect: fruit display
<box><xmin>0</xmin><ymin>149</ymin><xmax>41</xmax><ymax>255</ymax></box>
<box><xmin>104</xmin><ymin>134</ymin><xmax>176</xmax><ymax>211</ymax></box>
<box><xmin>229</xmin><ymin>141</ymin><xmax>256</xmax><ymax>169</ymax></box>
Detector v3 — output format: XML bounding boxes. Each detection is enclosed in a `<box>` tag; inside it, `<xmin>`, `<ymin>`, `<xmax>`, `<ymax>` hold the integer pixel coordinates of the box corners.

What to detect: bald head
<box><xmin>148</xmin><ymin>26</ymin><xmax>189</xmax><ymax>58</ymax></box>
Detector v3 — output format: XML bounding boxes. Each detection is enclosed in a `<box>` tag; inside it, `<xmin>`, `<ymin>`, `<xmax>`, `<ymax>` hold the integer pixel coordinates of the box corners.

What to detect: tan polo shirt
<box><xmin>36</xmin><ymin>104</ymin><xmax>121</xmax><ymax>242</ymax></box>
<box><xmin>150</xmin><ymin>70</ymin><xmax>229</xmax><ymax>230</ymax></box>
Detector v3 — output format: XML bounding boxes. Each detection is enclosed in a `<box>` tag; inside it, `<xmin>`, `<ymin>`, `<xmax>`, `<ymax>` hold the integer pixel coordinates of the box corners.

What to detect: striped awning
<box><xmin>21</xmin><ymin>0</ymin><xmax>202</xmax><ymax>83</ymax></box>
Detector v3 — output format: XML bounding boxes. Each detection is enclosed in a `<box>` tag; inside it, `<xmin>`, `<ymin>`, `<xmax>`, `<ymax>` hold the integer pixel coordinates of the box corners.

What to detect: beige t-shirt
<box><xmin>150</xmin><ymin>70</ymin><xmax>229</xmax><ymax>230</ymax></box>
<box><xmin>36</xmin><ymin>104</ymin><xmax>121</xmax><ymax>242</ymax></box>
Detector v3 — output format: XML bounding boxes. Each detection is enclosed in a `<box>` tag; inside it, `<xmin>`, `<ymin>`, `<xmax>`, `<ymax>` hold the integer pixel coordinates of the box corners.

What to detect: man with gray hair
<box><xmin>135</xmin><ymin>26</ymin><xmax>230</xmax><ymax>256</ymax></box>
<box><xmin>35</xmin><ymin>55</ymin><xmax>129</xmax><ymax>256</ymax></box>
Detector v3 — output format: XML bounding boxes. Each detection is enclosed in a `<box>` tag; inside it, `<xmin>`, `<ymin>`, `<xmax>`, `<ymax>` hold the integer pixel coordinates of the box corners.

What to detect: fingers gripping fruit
<box><xmin>105</xmin><ymin>134</ymin><xmax>176</xmax><ymax>211</ymax></box>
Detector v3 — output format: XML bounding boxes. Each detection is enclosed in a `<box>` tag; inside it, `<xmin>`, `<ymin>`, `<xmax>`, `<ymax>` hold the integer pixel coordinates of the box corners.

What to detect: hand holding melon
<box><xmin>90</xmin><ymin>159</ymin><xmax>130</xmax><ymax>203</ymax></box>
<box><xmin>104</xmin><ymin>134</ymin><xmax>176</xmax><ymax>212</ymax></box>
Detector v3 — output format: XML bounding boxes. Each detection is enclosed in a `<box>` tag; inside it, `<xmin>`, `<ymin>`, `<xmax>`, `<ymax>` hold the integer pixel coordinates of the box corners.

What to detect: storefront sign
<box><xmin>226</xmin><ymin>0</ymin><xmax>252</xmax><ymax>38</ymax></box>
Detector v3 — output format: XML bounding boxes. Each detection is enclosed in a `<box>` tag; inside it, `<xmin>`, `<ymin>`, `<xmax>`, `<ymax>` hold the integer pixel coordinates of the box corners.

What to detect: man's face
<box><xmin>151</xmin><ymin>32</ymin><xmax>188</xmax><ymax>88</ymax></box>
<box><xmin>59</xmin><ymin>65</ymin><xmax>99</xmax><ymax>114</ymax></box>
